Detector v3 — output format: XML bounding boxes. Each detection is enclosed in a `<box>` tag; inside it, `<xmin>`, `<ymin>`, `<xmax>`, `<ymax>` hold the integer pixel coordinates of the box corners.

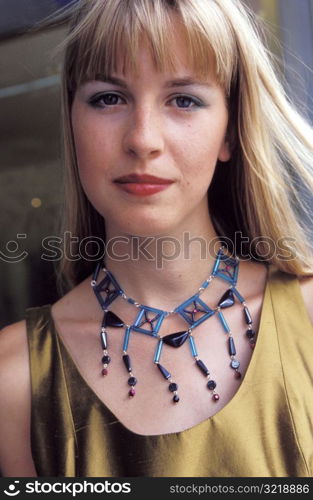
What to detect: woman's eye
<box><xmin>88</xmin><ymin>92</ymin><xmax>205</xmax><ymax>110</ymax></box>
<box><xmin>89</xmin><ymin>93</ymin><xmax>124</xmax><ymax>108</ymax></box>
<box><xmin>171</xmin><ymin>95</ymin><xmax>203</xmax><ymax>109</ymax></box>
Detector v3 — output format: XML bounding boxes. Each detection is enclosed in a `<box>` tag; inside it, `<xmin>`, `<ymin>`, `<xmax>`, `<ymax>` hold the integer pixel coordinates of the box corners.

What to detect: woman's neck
<box><xmin>104</xmin><ymin>220</ymin><xmax>220</xmax><ymax>310</ymax></box>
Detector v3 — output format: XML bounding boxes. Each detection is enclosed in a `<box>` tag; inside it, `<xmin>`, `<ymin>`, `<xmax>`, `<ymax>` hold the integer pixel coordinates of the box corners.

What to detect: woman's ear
<box><xmin>218</xmin><ymin>138</ymin><xmax>231</xmax><ymax>162</ymax></box>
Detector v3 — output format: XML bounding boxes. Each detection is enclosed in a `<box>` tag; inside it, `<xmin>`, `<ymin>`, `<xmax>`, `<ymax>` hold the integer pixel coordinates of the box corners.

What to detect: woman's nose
<box><xmin>122</xmin><ymin>105</ymin><xmax>164</xmax><ymax>159</ymax></box>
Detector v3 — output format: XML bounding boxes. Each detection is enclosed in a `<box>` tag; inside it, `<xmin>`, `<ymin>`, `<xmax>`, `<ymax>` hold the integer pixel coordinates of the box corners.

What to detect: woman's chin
<box><xmin>101</xmin><ymin>205</ymin><xmax>176</xmax><ymax>236</ymax></box>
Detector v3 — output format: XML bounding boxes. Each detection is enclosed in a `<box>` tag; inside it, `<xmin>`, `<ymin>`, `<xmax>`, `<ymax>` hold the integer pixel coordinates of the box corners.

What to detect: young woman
<box><xmin>1</xmin><ymin>0</ymin><xmax>313</xmax><ymax>477</ymax></box>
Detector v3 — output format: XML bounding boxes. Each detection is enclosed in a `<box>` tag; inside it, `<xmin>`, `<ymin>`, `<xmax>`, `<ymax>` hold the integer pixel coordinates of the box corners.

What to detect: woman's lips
<box><xmin>116</xmin><ymin>182</ymin><xmax>170</xmax><ymax>196</ymax></box>
<box><xmin>115</xmin><ymin>183</ymin><xmax>172</xmax><ymax>196</ymax></box>
<box><xmin>114</xmin><ymin>174</ymin><xmax>174</xmax><ymax>196</ymax></box>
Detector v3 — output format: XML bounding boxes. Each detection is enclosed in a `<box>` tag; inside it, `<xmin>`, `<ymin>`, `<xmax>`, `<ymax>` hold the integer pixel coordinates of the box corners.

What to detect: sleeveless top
<box><xmin>25</xmin><ymin>268</ymin><xmax>313</xmax><ymax>477</ymax></box>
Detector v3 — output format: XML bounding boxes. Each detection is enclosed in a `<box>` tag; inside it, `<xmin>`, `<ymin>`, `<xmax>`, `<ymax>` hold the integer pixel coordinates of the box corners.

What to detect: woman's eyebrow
<box><xmin>95</xmin><ymin>74</ymin><xmax>128</xmax><ymax>88</ymax></box>
<box><xmin>94</xmin><ymin>74</ymin><xmax>213</xmax><ymax>89</ymax></box>
<box><xmin>164</xmin><ymin>77</ymin><xmax>213</xmax><ymax>88</ymax></box>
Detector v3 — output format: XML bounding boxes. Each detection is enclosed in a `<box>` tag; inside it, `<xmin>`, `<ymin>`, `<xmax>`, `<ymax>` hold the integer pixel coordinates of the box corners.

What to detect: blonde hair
<box><xmin>57</xmin><ymin>0</ymin><xmax>313</xmax><ymax>288</ymax></box>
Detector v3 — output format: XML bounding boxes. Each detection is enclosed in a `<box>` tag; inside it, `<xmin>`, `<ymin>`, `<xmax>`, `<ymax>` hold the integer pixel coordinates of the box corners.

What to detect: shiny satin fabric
<box><xmin>26</xmin><ymin>268</ymin><xmax>313</xmax><ymax>477</ymax></box>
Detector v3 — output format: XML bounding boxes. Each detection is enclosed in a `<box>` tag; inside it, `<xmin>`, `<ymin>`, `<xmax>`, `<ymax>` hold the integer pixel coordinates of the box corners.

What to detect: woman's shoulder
<box><xmin>239</xmin><ymin>260</ymin><xmax>313</xmax><ymax>326</ymax></box>
<box><xmin>51</xmin><ymin>274</ymin><xmax>98</xmax><ymax>325</ymax></box>
<box><xmin>0</xmin><ymin>319</ymin><xmax>29</xmax><ymax>388</ymax></box>
<box><xmin>0</xmin><ymin>320</ymin><xmax>29</xmax><ymax>442</ymax></box>
<box><xmin>0</xmin><ymin>320</ymin><xmax>36</xmax><ymax>475</ymax></box>
<box><xmin>269</xmin><ymin>267</ymin><xmax>313</xmax><ymax>325</ymax></box>
<box><xmin>299</xmin><ymin>274</ymin><xmax>313</xmax><ymax>325</ymax></box>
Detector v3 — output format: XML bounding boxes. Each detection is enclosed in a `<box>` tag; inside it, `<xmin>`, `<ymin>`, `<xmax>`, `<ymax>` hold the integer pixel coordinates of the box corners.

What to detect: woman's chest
<box><xmin>55</xmin><ymin>307</ymin><xmax>258</xmax><ymax>435</ymax></box>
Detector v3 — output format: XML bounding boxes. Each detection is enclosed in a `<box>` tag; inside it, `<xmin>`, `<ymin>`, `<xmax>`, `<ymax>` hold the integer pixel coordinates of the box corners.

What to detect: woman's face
<box><xmin>71</xmin><ymin>33</ymin><xmax>230</xmax><ymax>238</ymax></box>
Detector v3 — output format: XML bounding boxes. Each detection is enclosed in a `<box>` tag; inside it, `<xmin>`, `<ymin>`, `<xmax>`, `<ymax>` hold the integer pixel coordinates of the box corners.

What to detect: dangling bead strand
<box><xmin>246</xmin><ymin>326</ymin><xmax>256</xmax><ymax>348</ymax></box>
<box><xmin>101</xmin><ymin>351</ymin><xmax>111</xmax><ymax>375</ymax></box>
<box><xmin>122</xmin><ymin>326</ymin><xmax>138</xmax><ymax>397</ymax></box>
<box><xmin>156</xmin><ymin>363</ymin><xmax>180</xmax><ymax>403</ymax></box>
<box><xmin>123</xmin><ymin>351</ymin><xmax>137</xmax><ymax>397</ymax></box>
<box><xmin>216</xmin><ymin>308</ymin><xmax>242</xmax><ymax>379</ymax></box>
<box><xmin>243</xmin><ymin>302</ymin><xmax>256</xmax><ymax>349</ymax></box>
<box><xmin>92</xmin><ymin>269</ymin><xmax>111</xmax><ymax>377</ymax></box>
<box><xmin>100</xmin><ymin>310</ymin><xmax>125</xmax><ymax>376</ymax></box>
<box><xmin>100</xmin><ymin>314</ymin><xmax>110</xmax><ymax>376</ymax></box>
<box><xmin>229</xmin><ymin>336</ymin><xmax>242</xmax><ymax>379</ymax></box>
<box><xmin>190</xmin><ymin>334</ymin><xmax>220</xmax><ymax>402</ymax></box>
<box><xmin>101</xmin><ymin>337</ymin><xmax>110</xmax><ymax>375</ymax></box>
<box><xmin>216</xmin><ymin>286</ymin><xmax>241</xmax><ymax>379</ymax></box>
<box><xmin>231</xmin><ymin>287</ymin><xmax>257</xmax><ymax>351</ymax></box>
<box><xmin>154</xmin><ymin>340</ymin><xmax>180</xmax><ymax>403</ymax></box>
<box><xmin>169</xmin><ymin>381</ymin><xmax>179</xmax><ymax>403</ymax></box>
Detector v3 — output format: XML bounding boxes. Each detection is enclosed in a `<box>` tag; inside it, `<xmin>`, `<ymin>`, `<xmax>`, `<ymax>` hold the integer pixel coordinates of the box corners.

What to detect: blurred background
<box><xmin>0</xmin><ymin>0</ymin><xmax>313</xmax><ymax>328</ymax></box>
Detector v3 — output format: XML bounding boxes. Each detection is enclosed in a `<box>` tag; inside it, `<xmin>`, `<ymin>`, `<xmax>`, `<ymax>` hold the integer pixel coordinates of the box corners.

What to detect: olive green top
<box><xmin>26</xmin><ymin>269</ymin><xmax>313</xmax><ymax>477</ymax></box>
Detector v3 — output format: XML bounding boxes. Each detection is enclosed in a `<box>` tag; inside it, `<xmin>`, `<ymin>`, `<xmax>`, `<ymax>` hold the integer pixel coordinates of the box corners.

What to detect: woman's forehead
<box><xmin>109</xmin><ymin>37</ymin><xmax>217</xmax><ymax>83</ymax></box>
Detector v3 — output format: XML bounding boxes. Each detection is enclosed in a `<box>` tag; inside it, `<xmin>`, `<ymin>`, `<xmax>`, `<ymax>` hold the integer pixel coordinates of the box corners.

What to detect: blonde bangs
<box><xmin>63</xmin><ymin>0</ymin><xmax>238</xmax><ymax>98</ymax></box>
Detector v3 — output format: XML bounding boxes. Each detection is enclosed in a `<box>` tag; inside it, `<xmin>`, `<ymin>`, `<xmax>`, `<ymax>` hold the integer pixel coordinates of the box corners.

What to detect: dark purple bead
<box><xmin>246</xmin><ymin>329</ymin><xmax>256</xmax><ymax>339</ymax></box>
<box><xmin>228</xmin><ymin>337</ymin><xmax>236</xmax><ymax>356</ymax></box>
<box><xmin>173</xmin><ymin>394</ymin><xmax>180</xmax><ymax>403</ymax></box>
<box><xmin>128</xmin><ymin>376</ymin><xmax>137</xmax><ymax>386</ymax></box>
<box><xmin>196</xmin><ymin>359</ymin><xmax>210</xmax><ymax>376</ymax></box>
<box><xmin>123</xmin><ymin>354</ymin><xmax>132</xmax><ymax>372</ymax></box>
<box><xmin>100</xmin><ymin>331</ymin><xmax>107</xmax><ymax>350</ymax></box>
<box><xmin>169</xmin><ymin>382</ymin><xmax>178</xmax><ymax>392</ymax></box>
<box><xmin>157</xmin><ymin>363</ymin><xmax>171</xmax><ymax>380</ymax></box>
<box><xmin>243</xmin><ymin>306</ymin><xmax>252</xmax><ymax>325</ymax></box>
<box><xmin>218</xmin><ymin>289</ymin><xmax>235</xmax><ymax>308</ymax></box>
<box><xmin>102</xmin><ymin>354</ymin><xmax>111</xmax><ymax>364</ymax></box>
<box><xmin>162</xmin><ymin>331</ymin><xmax>189</xmax><ymax>348</ymax></box>
<box><xmin>207</xmin><ymin>380</ymin><xmax>216</xmax><ymax>390</ymax></box>
<box><xmin>104</xmin><ymin>311</ymin><xmax>124</xmax><ymax>328</ymax></box>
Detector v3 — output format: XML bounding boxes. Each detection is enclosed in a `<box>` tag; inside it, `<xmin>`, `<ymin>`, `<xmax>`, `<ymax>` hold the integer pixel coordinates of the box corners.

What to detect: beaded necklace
<box><xmin>91</xmin><ymin>247</ymin><xmax>256</xmax><ymax>403</ymax></box>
